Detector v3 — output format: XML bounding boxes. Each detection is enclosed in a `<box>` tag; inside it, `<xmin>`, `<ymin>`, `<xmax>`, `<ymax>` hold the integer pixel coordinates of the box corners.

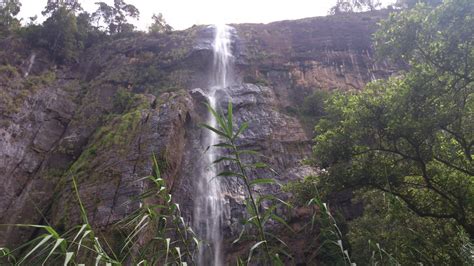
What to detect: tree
<box><xmin>348</xmin><ymin>190</ymin><xmax>472</xmax><ymax>264</ymax></box>
<box><xmin>76</xmin><ymin>11</ymin><xmax>105</xmax><ymax>48</ymax></box>
<box><xmin>0</xmin><ymin>0</ymin><xmax>21</xmax><ymax>32</ymax></box>
<box><xmin>26</xmin><ymin>0</ymin><xmax>96</xmax><ymax>64</ymax></box>
<box><xmin>330</xmin><ymin>0</ymin><xmax>381</xmax><ymax>14</ymax></box>
<box><xmin>314</xmin><ymin>0</ymin><xmax>473</xmax><ymax>237</ymax></box>
<box><xmin>148</xmin><ymin>13</ymin><xmax>172</xmax><ymax>34</ymax></box>
<box><xmin>395</xmin><ymin>0</ymin><xmax>442</xmax><ymax>8</ymax></box>
<box><xmin>42</xmin><ymin>0</ymin><xmax>82</xmax><ymax>16</ymax></box>
<box><xmin>41</xmin><ymin>5</ymin><xmax>82</xmax><ymax>63</ymax></box>
<box><xmin>23</xmin><ymin>0</ymin><xmax>105</xmax><ymax>64</ymax></box>
<box><xmin>93</xmin><ymin>0</ymin><xmax>139</xmax><ymax>34</ymax></box>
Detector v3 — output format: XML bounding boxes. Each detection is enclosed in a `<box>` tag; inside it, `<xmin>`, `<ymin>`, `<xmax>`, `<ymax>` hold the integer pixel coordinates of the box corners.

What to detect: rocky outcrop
<box><xmin>233</xmin><ymin>10</ymin><xmax>400</xmax><ymax>109</ymax></box>
<box><xmin>0</xmin><ymin>10</ymin><xmax>395</xmax><ymax>263</ymax></box>
<box><xmin>0</xmin><ymin>66</ymin><xmax>82</xmax><ymax>246</ymax></box>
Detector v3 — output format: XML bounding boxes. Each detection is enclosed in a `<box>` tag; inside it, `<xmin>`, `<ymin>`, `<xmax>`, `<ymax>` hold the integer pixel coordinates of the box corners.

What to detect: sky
<box><xmin>18</xmin><ymin>0</ymin><xmax>396</xmax><ymax>31</ymax></box>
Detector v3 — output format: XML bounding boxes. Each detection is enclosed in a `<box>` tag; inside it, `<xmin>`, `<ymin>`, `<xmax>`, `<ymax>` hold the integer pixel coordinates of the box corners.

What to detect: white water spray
<box><xmin>24</xmin><ymin>53</ymin><xmax>36</xmax><ymax>78</ymax></box>
<box><xmin>194</xmin><ymin>24</ymin><xmax>234</xmax><ymax>266</ymax></box>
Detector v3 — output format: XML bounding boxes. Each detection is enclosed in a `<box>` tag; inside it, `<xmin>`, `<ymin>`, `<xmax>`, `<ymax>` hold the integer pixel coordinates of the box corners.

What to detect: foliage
<box><xmin>203</xmin><ymin>102</ymin><xmax>355</xmax><ymax>265</ymax></box>
<box><xmin>40</xmin><ymin>6</ymin><xmax>83</xmax><ymax>64</ymax></box>
<box><xmin>313</xmin><ymin>0</ymin><xmax>473</xmax><ymax>239</ymax></box>
<box><xmin>114</xmin><ymin>154</ymin><xmax>200</xmax><ymax>264</ymax></box>
<box><xmin>297</xmin><ymin>89</ymin><xmax>332</xmax><ymax>134</ymax></box>
<box><xmin>41</xmin><ymin>0</ymin><xmax>82</xmax><ymax>16</ymax></box>
<box><xmin>348</xmin><ymin>190</ymin><xmax>474</xmax><ymax>265</ymax></box>
<box><xmin>283</xmin><ymin>175</ymin><xmax>354</xmax><ymax>265</ymax></box>
<box><xmin>93</xmin><ymin>0</ymin><xmax>139</xmax><ymax>34</ymax></box>
<box><xmin>395</xmin><ymin>0</ymin><xmax>442</xmax><ymax>8</ymax></box>
<box><xmin>76</xmin><ymin>11</ymin><xmax>107</xmax><ymax>49</ymax></box>
<box><xmin>0</xmin><ymin>156</ymin><xmax>199</xmax><ymax>265</ymax></box>
<box><xmin>308</xmin><ymin>196</ymin><xmax>353</xmax><ymax>266</ymax></box>
<box><xmin>203</xmin><ymin>102</ymin><xmax>291</xmax><ymax>265</ymax></box>
<box><xmin>113</xmin><ymin>87</ymin><xmax>136</xmax><ymax>112</ymax></box>
<box><xmin>21</xmin><ymin>1</ymin><xmax>105</xmax><ymax>64</ymax></box>
<box><xmin>149</xmin><ymin>13</ymin><xmax>173</xmax><ymax>34</ymax></box>
<box><xmin>330</xmin><ymin>0</ymin><xmax>381</xmax><ymax>14</ymax></box>
<box><xmin>0</xmin><ymin>0</ymin><xmax>21</xmax><ymax>33</ymax></box>
<box><xmin>282</xmin><ymin>175</ymin><xmax>321</xmax><ymax>204</ymax></box>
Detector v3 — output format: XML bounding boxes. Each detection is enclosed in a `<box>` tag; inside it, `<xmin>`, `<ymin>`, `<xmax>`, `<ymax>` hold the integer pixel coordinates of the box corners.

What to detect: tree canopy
<box><xmin>330</xmin><ymin>0</ymin><xmax>382</xmax><ymax>14</ymax></box>
<box><xmin>0</xmin><ymin>0</ymin><xmax>21</xmax><ymax>32</ymax></box>
<box><xmin>148</xmin><ymin>13</ymin><xmax>172</xmax><ymax>34</ymax></box>
<box><xmin>93</xmin><ymin>0</ymin><xmax>139</xmax><ymax>34</ymax></box>
<box><xmin>42</xmin><ymin>0</ymin><xmax>82</xmax><ymax>16</ymax></box>
<box><xmin>314</xmin><ymin>0</ymin><xmax>473</xmax><ymax>238</ymax></box>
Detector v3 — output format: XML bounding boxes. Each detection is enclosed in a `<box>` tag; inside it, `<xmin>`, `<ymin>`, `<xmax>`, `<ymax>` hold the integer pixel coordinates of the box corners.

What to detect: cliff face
<box><xmin>0</xmin><ymin>11</ymin><xmax>395</xmax><ymax>262</ymax></box>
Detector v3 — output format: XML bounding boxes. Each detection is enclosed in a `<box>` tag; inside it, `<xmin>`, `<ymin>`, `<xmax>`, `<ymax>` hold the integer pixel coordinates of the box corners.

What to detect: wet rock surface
<box><xmin>0</xmin><ymin>10</ymin><xmax>395</xmax><ymax>262</ymax></box>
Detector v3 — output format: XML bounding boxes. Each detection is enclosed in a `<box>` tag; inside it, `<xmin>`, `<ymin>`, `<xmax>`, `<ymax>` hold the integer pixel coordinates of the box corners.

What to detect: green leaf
<box><xmin>137</xmin><ymin>260</ymin><xmax>148</xmax><ymax>266</ymax></box>
<box><xmin>77</xmin><ymin>230</ymin><xmax>91</xmax><ymax>255</ymax></box>
<box><xmin>164</xmin><ymin>238</ymin><xmax>170</xmax><ymax>264</ymax></box>
<box><xmin>0</xmin><ymin>247</ymin><xmax>15</xmax><ymax>262</ymax></box>
<box><xmin>175</xmin><ymin>247</ymin><xmax>182</xmax><ymax>262</ymax></box>
<box><xmin>257</xmin><ymin>195</ymin><xmax>292</xmax><ymax>208</ymax></box>
<box><xmin>64</xmin><ymin>252</ymin><xmax>74</xmax><ymax>266</ymax></box>
<box><xmin>232</xmin><ymin>227</ymin><xmax>246</xmax><ymax>244</ymax></box>
<box><xmin>271</xmin><ymin>214</ymin><xmax>294</xmax><ymax>232</ymax></box>
<box><xmin>72</xmin><ymin>177</ymin><xmax>89</xmax><ymax>225</ymax></box>
<box><xmin>262</xmin><ymin>205</ymin><xmax>278</xmax><ymax>225</ymax></box>
<box><xmin>213</xmin><ymin>156</ymin><xmax>237</xmax><ymax>164</ymax></box>
<box><xmin>237</xmin><ymin>149</ymin><xmax>259</xmax><ymax>156</ymax></box>
<box><xmin>152</xmin><ymin>153</ymin><xmax>161</xmax><ymax>179</ymax></box>
<box><xmin>205</xmin><ymin>103</ymin><xmax>229</xmax><ymax>136</ymax></box>
<box><xmin>72</xmin><ymin>224</ymin><xmax>89</xmax><ymax>244</ymax></box>
<box><xmin>247</xmin><ymin>240</ymin><xmax>266</xmax><ymax>264</ymax></box>
<box><xmin>200</xmin><ymin>123</ymin><xmax>229</xmax><ymax>138</ymax></box>
<box><xmin>245</xmin><ymin>215</ymin><xmax>259</xmax><ymax>225</ymax></box>
<box><xmin>43</xmin><ymin>226</ymin><xmax>60</xmax><ymax>239</ymax></box>
<box><xmin>227</xmin><ymin>102</ymin><xmax>233</xmax><ymax>136</ymax></box>
<box><xmin>43</xmin><ymin>238</ymin><xmax>65</xmax><ymax>265</ymax></box>
<box><xmin>233</xmin><ymin>122</ymin><xmax>249</xmax><ymax>140</ymax></box>
<box><xmin>19</xmin><ymin>234</ymin><xmax>53</xmax><ymax>264</ymax></box>
<box><xmin>213</xmin><ymin>142</ymin><xmax>234</xmax><ymax>149</ymax></box>
<box><xmin>265</xmin><ymin>231</ymin><xmax>289</xmax><ymax>248</ymax></box>
<box><xmin>249</xmin><ymin>178</ymin><xmax>275</xmax><ymax>186</ymax></box>
<box><xmin>252</xmin><ymin>162</ymin><xmax>268</xmax><ymax>168</ymax></box>
<box><xmin>236</xmin><ymin>257</ymin><xmax>245</xmax><ymax>266</ymax></box>
<box><xmin>217</xmin><ymin>171</ymin><xmax>243</xmax><ymax>178</ymax></box>
<box><xmin>95</xmin><ymin>254</ymin><xmax>102</xmax><ymax>266</ymax></box>
<box><xmin>272</xmin><ymin>253</ymin><xmax>285</xmax><ymax>266</ymax></box>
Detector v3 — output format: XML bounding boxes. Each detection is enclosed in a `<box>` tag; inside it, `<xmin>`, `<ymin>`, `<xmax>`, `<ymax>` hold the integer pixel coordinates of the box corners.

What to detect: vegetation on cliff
<box><xmin>290</xmin><ymin>0</ymin><xmax>473</xmax><ymax>264</ymax></box>
<box><xmin>0</xmin><ymin>0</ymin><xmax>472</xmax><ymax>265</ymax></box>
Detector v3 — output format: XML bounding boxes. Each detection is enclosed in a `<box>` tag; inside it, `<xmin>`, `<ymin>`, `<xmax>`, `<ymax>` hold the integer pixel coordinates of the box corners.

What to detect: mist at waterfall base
<box><xmin>193</xmin><ymin>24</ymin><xmax>235</xmax><ymax>266</ymax></box>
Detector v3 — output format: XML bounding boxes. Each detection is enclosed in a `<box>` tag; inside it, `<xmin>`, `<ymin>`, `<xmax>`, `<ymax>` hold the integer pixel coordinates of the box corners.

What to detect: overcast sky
<box><xmin>18</xmin><ymin>0</ymin><xmax>396</xmax><ymax>30</ymax></box>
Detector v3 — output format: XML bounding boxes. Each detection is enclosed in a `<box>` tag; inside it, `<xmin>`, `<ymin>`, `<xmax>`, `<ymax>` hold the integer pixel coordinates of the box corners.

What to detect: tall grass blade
<box><xmin>43</xmin><ymin>238</ymin><xmax>65</xmax><ymax>265</ymax></box>
<box><xmin>247</xmin><ymin>241</ymin><xmax>266</xmax><ymax>264</ymax></box>
<box><xmin>72</xmin><ymin>177</ymin><xmax>89</xmax><ymax>225</ymax></box>
<box><xmin>18</xmin><ymin>234</ymin><xmax>53</xmax><ymax>264</ymax></box>
<box><xmin>64</xmin><ymin>252</ymin><xmax>74</xmax><ymax>265</ymax></box>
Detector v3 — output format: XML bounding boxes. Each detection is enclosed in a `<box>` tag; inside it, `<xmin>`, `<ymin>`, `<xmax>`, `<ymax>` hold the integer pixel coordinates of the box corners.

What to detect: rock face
<box><xmin>0</xmin><ymin>11</ymin><xmax>395</xmax><ymax>263</ymax></box>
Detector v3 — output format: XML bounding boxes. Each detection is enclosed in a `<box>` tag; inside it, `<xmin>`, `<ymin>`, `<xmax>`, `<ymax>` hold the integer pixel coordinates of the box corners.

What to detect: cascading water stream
<box><xmin>24</xmin><ymin>53</ymin><xmax>36</xmax><ymax>78</ymax></box>
<box><xmin>194</xmin><ymin>24</ymin><xmax>234</xmax><ymax>266</ymax></box>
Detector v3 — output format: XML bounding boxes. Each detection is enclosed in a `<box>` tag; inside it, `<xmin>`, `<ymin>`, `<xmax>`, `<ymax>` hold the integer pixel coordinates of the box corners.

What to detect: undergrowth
<box><xmin>0</xmin><ymin>155</ymin><xmax>199</xmax><ymax>265</ymax></box>
<box><xmin>1</xmin><ymin>102</ymin><xmax>355</xmax><ymax>265</ymax></box>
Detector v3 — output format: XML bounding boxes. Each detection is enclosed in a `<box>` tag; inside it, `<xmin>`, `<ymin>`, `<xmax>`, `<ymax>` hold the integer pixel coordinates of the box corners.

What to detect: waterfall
<box><xmin>194</xmin><ymin>24</ymin><xmax>234</xmax><ymax>266</ymax></box>
<box><xmin>24</xmin><ymin>53</ymin><xmax>36</xmax><ymax>78</ymax></box>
